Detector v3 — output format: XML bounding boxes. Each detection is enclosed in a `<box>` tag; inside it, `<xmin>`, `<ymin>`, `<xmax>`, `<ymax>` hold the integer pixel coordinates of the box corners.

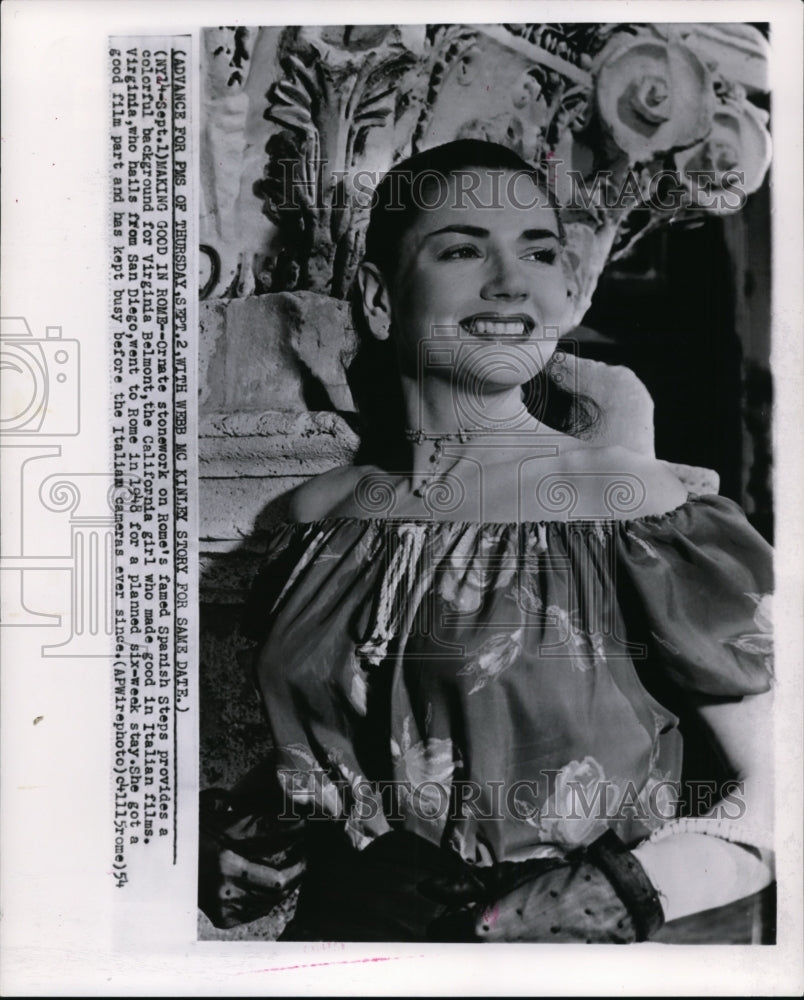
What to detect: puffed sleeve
<box><xmin>241</xmin><ymin>521</ymin><xmax>324</xmax><ymax>642</ymax></box>
<box><xmin>615</xmin><ymin>495</ymin><xmax>773</xmax><ymax>696</ymax></box>
<box><xmin>242</xmin><ymin>519</ymin><xmax>395</xmax><ymax>849</ymax></box>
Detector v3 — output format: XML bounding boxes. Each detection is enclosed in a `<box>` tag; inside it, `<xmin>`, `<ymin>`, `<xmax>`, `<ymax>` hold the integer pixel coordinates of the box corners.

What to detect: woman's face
<box><xmin>362</xmin><ymin>168</ymin><xmax>570</xmax><ymax>392</ymax></box>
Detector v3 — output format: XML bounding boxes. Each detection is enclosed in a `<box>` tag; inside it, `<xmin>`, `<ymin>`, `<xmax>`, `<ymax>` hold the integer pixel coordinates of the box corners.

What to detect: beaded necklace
<box><xmin>404</xmin><ymin>428</ymin><xmax>488</xmax><ymax>498</ymax></box>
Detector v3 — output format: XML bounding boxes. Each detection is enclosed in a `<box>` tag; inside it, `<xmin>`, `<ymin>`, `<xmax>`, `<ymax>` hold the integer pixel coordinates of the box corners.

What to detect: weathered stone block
<box><xmin>660</xmin><ymin>461</ymin><xmax>720</xmax><ymax>496</ymax></box>
<box><xmin>199</xmin><ymin>410</ymin><xmax>359</xmax><ymax>478</ymax></box>
<box><xmin>199</xmin><ymin>292</ymin><xmax>357</xmax><ymax>415</ymax></box>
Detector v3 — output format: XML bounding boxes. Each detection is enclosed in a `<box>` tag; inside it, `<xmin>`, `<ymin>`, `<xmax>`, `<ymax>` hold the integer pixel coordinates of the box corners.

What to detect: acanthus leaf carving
<box><xmin>257</xmin><ymin>27</ymin><xmax>423</xmax><ymax>298</ymax></box>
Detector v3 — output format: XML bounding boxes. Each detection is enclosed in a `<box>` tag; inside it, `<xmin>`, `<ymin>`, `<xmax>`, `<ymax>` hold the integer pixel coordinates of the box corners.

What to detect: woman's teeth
<box><xmin>469</xmin><ymin>319</ymin><xmax>528</xmax><ymax>336</ymax></box>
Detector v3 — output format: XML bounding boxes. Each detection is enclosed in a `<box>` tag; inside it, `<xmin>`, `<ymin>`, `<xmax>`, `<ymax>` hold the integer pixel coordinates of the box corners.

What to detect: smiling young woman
<box><xmin>291</xmin><ymin>141</ymin><xmax>687</xmax><ymax>523</ymax></box>
<box><xmin>200</xmin><ymin>140</ymin><xmax>774</xmax><ymax>943</ymax></box>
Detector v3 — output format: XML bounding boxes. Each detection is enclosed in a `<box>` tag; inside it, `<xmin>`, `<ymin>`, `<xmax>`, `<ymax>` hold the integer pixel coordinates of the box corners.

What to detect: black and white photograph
<box><xmin>197</xmin><ymin>19</ymin><xmax>776</xmax><ymax>944</ymax></box>
<box><xmin>1</xmin><ymin>1</ymin><xmax>802</xmax><ymax>995</ymax></box>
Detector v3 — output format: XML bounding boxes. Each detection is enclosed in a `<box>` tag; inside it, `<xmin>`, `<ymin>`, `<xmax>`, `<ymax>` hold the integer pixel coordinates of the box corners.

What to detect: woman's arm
<box><xmin>427</xmin><ymin>690</ymin><xmax>775</xmax><ymax>941</ymax></box>
<box><xmin>631</xmin><ymin>688</ymin><xmax>775</xmax><ymax>922</ymax></box>
<box><xmin>286</xmin><ymin>465</ymin><xmax>367</xmax><ymax>522</ymax></box>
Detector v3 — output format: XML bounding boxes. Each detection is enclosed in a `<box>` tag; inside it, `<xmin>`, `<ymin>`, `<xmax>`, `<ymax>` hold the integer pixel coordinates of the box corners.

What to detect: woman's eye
<box><xmin>522</xmin><ymin>247</ymin><xmax>558</xmax><ymax>264</ymax></box>
<box><xmin>438</xmin><ymin>244</ymin><xmax>481</xmax><ymax>261</ymax></box>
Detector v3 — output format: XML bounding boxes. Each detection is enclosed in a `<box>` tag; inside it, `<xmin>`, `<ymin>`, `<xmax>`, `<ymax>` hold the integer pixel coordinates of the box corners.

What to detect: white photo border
<box><xmin>1</xmin><ymin>1</ymin><xmax>802</xmax><ymax>995</ymax></box>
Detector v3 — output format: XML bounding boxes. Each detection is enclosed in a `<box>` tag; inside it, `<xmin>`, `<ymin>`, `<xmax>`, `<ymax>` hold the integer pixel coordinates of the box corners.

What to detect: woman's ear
<box><xmin>357</xmin><ymin>262</ymin><xmax>392</xmax><ymax>341</ymax></box>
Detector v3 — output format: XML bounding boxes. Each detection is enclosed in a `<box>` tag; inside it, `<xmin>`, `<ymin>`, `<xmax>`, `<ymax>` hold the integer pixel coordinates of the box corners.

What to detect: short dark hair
<box><xmin>349</xmin><ymin>139</ymin><xmax>598</xmax><ymax>469</ymax></box>
<box><xmin>363</xmin><ymin>139</ymin><xmax>564</xmax><ymax>278</ymax></box>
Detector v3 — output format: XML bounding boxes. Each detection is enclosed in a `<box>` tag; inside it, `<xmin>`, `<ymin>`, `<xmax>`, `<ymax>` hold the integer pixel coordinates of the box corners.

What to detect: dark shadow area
<box><xmin>578</xmin><ymin>175</ymin><xmax>773</xmax><ymax>543</ymax></box>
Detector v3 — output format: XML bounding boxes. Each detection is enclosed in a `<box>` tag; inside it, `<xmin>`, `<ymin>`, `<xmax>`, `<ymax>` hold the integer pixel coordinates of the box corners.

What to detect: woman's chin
<box><xmin>455</xmin><ymin>359</ymin><xmax>550</xmax><ymax>391</ymax></box>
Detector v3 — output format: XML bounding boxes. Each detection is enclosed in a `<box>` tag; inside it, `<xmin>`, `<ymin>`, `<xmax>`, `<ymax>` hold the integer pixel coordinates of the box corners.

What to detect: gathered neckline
<box><xmin>280</xmin><ymin>493</ymin><xmax>723</xmax><ymax>532</ymax></box>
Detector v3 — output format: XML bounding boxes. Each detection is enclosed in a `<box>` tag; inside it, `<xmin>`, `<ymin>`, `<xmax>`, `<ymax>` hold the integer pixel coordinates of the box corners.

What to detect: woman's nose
<box><xmin>480</xmin><ymin>253</ymin><xmax>529</xmax><ymax>301</ymax></box>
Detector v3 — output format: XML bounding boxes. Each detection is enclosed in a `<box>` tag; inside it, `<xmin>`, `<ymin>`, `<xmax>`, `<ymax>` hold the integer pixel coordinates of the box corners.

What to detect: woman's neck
<box><xmin>399</xmin><ymin>373</ymin><xmax>540</xmax><ymax>437</ymax></box>
<box><xmin>398</xmin><ymin>373</ymin><xmax>550</xmax><ymax>496</ymax></box>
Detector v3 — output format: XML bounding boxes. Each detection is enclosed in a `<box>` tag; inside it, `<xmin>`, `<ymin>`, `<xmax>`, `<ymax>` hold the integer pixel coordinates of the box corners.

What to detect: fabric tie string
<box><xmin>356</xmin><ymin>524</ymin><xmax>428</xmax><ymax>666</ymax></box>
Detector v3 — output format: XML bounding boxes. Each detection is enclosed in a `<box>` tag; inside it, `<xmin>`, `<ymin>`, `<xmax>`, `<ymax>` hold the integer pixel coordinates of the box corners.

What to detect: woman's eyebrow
<box><xmin>424</xmin><ymin>224</ymin><xmax>559</xmax><ymax>241</ymax></box>
<box><xmin>425</xmin><ymin>224</ymin><xmax>488</xmax><ymax>239</ymax></box>
<box><xmin>520</xmin><ymin>229</ymin><xmax>560</xmax><ymax>241</ymax></box>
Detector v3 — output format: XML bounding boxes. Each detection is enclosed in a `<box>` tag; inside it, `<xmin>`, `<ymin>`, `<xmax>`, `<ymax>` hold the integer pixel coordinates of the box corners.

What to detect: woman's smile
<box><xmin>459</xmin><ymin>312</ymin><xmax>535</xmax><ymax>339</ymax></box>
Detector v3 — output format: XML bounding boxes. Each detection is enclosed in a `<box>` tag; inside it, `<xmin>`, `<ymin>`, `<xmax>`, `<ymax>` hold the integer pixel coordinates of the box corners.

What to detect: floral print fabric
<box><xmin>245</xmin><ymin>494</ymin><xmax>773</xmax><ymax>867</ymax></box>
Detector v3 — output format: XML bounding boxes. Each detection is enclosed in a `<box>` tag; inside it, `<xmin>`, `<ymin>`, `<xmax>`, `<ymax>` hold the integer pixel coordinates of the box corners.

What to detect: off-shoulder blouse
<box><xmin>242</xmin><ymin>494</ymin><xmax>773</xmax><ymax>868</ymax></box>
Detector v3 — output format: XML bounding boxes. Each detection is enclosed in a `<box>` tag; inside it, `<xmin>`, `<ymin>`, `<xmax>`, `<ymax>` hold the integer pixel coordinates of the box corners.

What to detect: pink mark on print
<box><xmin>482</xmin><ymin>901</ymin><xmax>500</xmax><ymax>930</ymax></box>
<box><xmin>240</xmin><ymin>955</ymin><xmax>424</xmax><ymax>975</ymax></box>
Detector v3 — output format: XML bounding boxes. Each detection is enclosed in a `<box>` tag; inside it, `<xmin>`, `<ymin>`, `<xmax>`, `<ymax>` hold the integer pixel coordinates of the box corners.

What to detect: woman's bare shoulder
<box><xmin>287</xmin><ymin>465</ymin><xmax>378</xmax><ymax>522</ymax></box>
<box><xmin>569</xmin><ymin>444</ymin><xmax>689</xmax><ymax>518</ymax></box>
<box><xmin>548</xmin><ymin>445</ymin><xmax>687</xmax><ymax>518</ymax></box>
